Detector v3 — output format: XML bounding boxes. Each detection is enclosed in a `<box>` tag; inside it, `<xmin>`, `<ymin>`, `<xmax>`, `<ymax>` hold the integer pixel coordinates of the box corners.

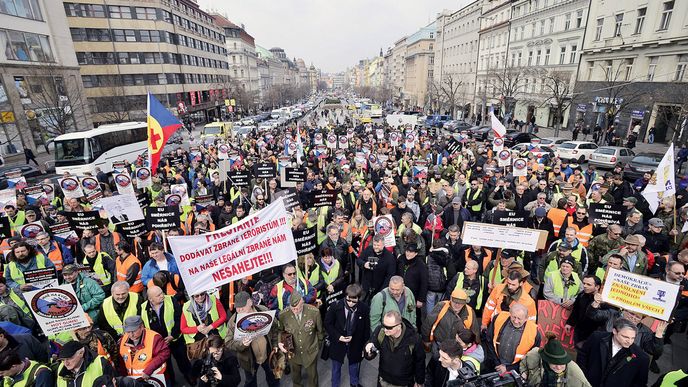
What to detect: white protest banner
<box><xmin>24</xmin><ymin>284</ymin><xmax>90</xmax><ymax>335</ymax></box>
<box><xmin>601</xmin><ymin>268</ymin><xmax>679</xmax><ymax>321</ymax></box>
<box><xmin>59</xmin><ymin>177</ymin><xmax>84</xmax><ymax>199</ymax></box>
<box><xmin>642</xmin><ymin>145</ymin><xmax>675</xmax><ymax>214</ymax></box>
<box><xmin>170</xmin><ymin>184</ymin><xmax>190</xmax><ymax>206</ymax></box>
<box><xmin>42</xmin><ymin>183</ymin><xmax>55</xmax><ymax>202</ymax></box>
<box><xmin>492</xmin><ymin>137</ymin><xmax>504</xmax><ymax>152</ymax></box>
<box><xmin>233</xmin><ymin>310</ymin><xmax>277</xmax><ymax>340</ymax></box>
<box><xmin>497</xmin><ymin>149</ymin><xmax>512</xmax><ymax>167</ymax></box>
<box><xmin>113</xmin><ymin>173</ymin><xmax>135</xmax><ymax>196</ymax></box>
<box><xmin>218</xmin><ymin>143</ymin><xmax>230</xmax><ymax>160</ymax></box>
<box><xmin>461</xmin><ymin>221</ymin><xmax>547</xmax><ymax>252</ymax></box>
<box><xmin>513</xmin><ymin>158</ymin><xmax>528</xmax><ymax>177</ymax></box>
<box><xmin>326</xmin><ymin>134</ymin><xmax>337</xmax><ymax>149</ymax></box>
<box><xmin>80</xmin><ymin>176</ymin><xmax>103</xmax><ymax>206</ymax></box>
<box><xmin>372</xmin><ymin>215</ymin><xmax>396</xmax><ymax>247</ymax></box>
<box><xmin>168</xmin><ymin>198</ymin><xmax>297</xmax><ymax>296</ymax></box>
<box><xmin>338</xmin><ymin>135</ymin><xmax>348</xmax><ymax>149</ymax></box>
<box><xmin>135</xmin><ymin>167</ymin><xmax>152</xmax><ymax>189</ymax></box>
<box><xmin>99</xmin><ymin>194</ymin><xmax>145</xmax><ymax>225</ymax></box>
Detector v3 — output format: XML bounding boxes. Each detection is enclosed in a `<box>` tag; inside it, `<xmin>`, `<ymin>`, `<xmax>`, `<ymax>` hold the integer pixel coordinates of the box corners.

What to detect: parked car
<box><xmin>555</xmin><ymin>141</ymin><xmax>599</xmax><ymax>163</ymax></box>
<box><xmin>425</xmin><ymin>115</ymin><xmax>452</xmax><ymax>127</ymax></box>
<box><xmin>539</xmin><ymin>137</ymin><xmax>569</xmax><ymax>150</ymax></box>
<box><xmin>502</xmin><ymin>131</ymin><xmax>539</xmax><ymax>147</ymax></box>
<box><xmin>511</xmin><ymin>143</ymin><xmax>556</xmax><ymax>159</ymax></box>
<box><xmin>0</xmin><ymin>165</ymin><xmax>43</xmax><ymax>189</ymax></box>
<box><xmin>588</xmin><ymin>146</ymin><xmax>635</xmax><ymax>169</ymax></box>
<box><xmin>444</xmin><ymin>120</ymin><xmax>472</xmax><ymax>132</ymax></box>
<box><xmin>623</xmin><ymin>152</ymin><xmax>663</xmax><ymax>182</ymax></box>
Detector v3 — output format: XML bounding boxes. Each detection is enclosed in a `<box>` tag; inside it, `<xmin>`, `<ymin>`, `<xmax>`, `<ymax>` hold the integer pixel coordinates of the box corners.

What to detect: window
<box><xmin>2</xmin><ymin>29</ymin><xmax>53</xmax><ymax>62</ymax></box>
<box><xmin>125</xmin><ymin>30</ymin><xmax>136</xmax><ymax>42</ymax></box>
<box><xmin>540</xmin><ymin>21</ymin><xmax>545</xmax><ymax>35</ymax></box>
<box><xmin>605</xmin><ymin>60</ymin><xmax>613</xmax><ymax>81</ymax></box>
<box><xmin>536</xmin><ymin>50</ymin><xmax>541</xmax><ymax>65</ymax></box>
<box><xmin>528</xmin><ymin>51</ymin><xmax>533</xmax><ymax>66</ymax></box>
<box><xmin>569</xmin><ymin>45</ymin><xmax>577</xmax><ymax>64</ymax></box>
<box><xmin>559</xmin><ymin>46</ymin><xmax>566</xmax><ymax>64</ymax></box>
<box><xmin>531</xmin><ymin>22</ymin><xmax>536</xmax><ymax>38</ymax></box>
<box><xmin>595</xmin><ymin>18</ymin><xmax>603</xmax><ymax>41</ymax></box>
<box><xmin>108</xmin><ymin>5</ymin><xmax>131</xmax><ymax>19</ymax></box>
<box><xmin>135</xmin><ymin>7</ymin><xmax>156</xmax><ymax>20</ymax></box>
<box><xmin>614</xmin><ymin>14</ymin><xmax>624</xmax><ymax>36</ymax></box>
<box><xmin>564</xmin><ymin>13</ymin><xmax>571</xmax><ymax>30</ymax></box>
<box><xmin>659</xmin><ymin>1</ymin><xmax>673</xmax><ymax>30</ymax></box>
<box><xmin>587</xmin><ymin>61</ymin><xmax>594</xmax><ymax>80</ymax></box>
<box><xmin>429</xmin><ymin>32</ymin><xmax>433</xmax><ymax>39</ymax></box>
<box><xmin>139</xmin><ymin>30</ymin><xmax>151</xmax><ymax>42</ymax></box>
<box><xmin>576</xmin><ymin>10</ymin><xmax>583</xmax><ymax>28</ymax></box>
<box><xmin>624</xmin><ymin>58</ymin><xmax>634</xmax><ymax>81</ymax></box>
<box><xmin>544</xmin><ymin>48</ymin><xmax>550</xmax><ymax>65</ymax></box>
<box><xmin>647</xmin><ymin>56</ymin><xmax>658</xmax><ymax>81</ymax></box>
<box><xmin>675</xmin><ymin>55</ymin><xmax>687</xmax><ymax>81</ymax></box>
<box><xmin>70</xmin><ymin>28</ymin><xmax>86</xmax><ymax>42</ymax></box>
<box><xmin>634</xmin><ymin>8</ymin><xmax>646</xmax><ymax>34</ymax></box>
<box><xmin>0</xmin><ymin>0</ymin><xmax>42</xmax><ymax>20</ymax></box>
<box><xmin>517</xmin><ymin>52</ymin><xmax>522</xmax><ymax>66</ymax></box>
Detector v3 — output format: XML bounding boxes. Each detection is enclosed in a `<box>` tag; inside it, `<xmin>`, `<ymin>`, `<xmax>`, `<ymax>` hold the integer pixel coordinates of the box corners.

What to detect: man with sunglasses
<box><xmin>324</xmin><ymin>284</ymin><xmax>370</xmax><ymax>387</ymax></box>
<box><xmin>560</xmin><ymin>206</ymin><xmax>594</xmax><ymax>248</ymax></box>
<box><xmin>365</xmin><ymin>310</ymin><xmax>425</xmax><ymax>387</ymax></box>
<box><xmin>588</xmin><ymin>224</ymin><xmax>624</xmax><ymax>273</ymax></box>
<box><xmin>268</xmin><ymin>264</ymin><xmax>316</xmax><ymax>311</ymax></box>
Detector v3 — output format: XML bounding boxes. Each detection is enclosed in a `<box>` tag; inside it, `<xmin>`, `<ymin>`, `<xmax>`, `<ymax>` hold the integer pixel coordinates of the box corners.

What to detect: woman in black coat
<box><xmin>324</xmin><ymin>284</ymin><xmax>371</xmax><ymax>387</ymax></box>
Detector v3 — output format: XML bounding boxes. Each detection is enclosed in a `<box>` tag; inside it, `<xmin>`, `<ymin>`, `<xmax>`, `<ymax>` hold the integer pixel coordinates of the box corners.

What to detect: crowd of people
<box><xmin>1</xmin><ymin>102</ymin><xmax>688</xmax><ymax>387</ymax></box>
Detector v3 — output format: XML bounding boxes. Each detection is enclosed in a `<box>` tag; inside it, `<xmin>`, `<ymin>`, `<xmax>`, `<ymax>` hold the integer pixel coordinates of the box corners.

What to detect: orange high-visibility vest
<box><xmin>465</xmin><ymin>249</ymin><xmax>493</xmax><ymax>272</ymax></box>
<box><xmin>492</xmin><ymin>311</ymin><xmax>538</xmax><ymax>364</ymax></box>
<box><xmin>95</xmin><ymin>232</ymin><xmax>121</xmax><ymax>252</ymax></box>
<box><xmin>565</xmin><ymin>216</ymin><xmax>593</xmax><ymax>247</ymax></box>
<box><xmin>547</xmin><ymin>208</ymin><xmax>568</xmax><ymax>238</ymax></box>
<box><xmin>116</xmin><ymin>254</ymin><xmax>143</xmax><ymax>293</ymax></box>
<box><xmin>120</xmin><ymin>329</ymin><xmax>166</xmax><ymax>379</ymax></box>
<box><xmin>45</xmin><ymin>241</ymin><xmax>64</xmax><ymax>271</ymax></box>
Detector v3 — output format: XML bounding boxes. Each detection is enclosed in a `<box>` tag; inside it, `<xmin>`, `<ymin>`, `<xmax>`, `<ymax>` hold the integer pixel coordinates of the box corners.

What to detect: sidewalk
<box><xmin>534</xmin><ymin>125</ymin><xmax>672</xmax><ymax>154</ymax></box>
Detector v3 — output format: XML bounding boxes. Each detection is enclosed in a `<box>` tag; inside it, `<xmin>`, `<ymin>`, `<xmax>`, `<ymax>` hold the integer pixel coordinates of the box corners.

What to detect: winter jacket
<box><xmin>585</xmin><ymin>305</ymin><xmax>663</xmax><ymax>358</ymax></box>
<box><xmin>140</xmin><ymin>253</ymin><xmax>181</xmax><ymax>287</ymax></box>
<box><xmin>356</xmin><ymin>246</ymin><xmax>396</xmax><ymax>294</ymax></box>
<box><xmin>369</xmin><ymin>287</ymin><xmax>416</xmax><ymax>331</ymax></box>
<box><xmin>398</xmin><ymin>256</ymin><xmax>429</xmax><ymax>303</ymax></box>
<box><xmin>426</xmin><ymin>247</ymin><xmax>449</xmax><ymax>292</ymax></box>
<box><xmin>520</xmin><ymin>348</ymin><xmax>591</xmax><ymax>387</ymax></box>
<box><xmin>72</xmin><ymin>273</ymin><xmax>106</xmax><ymax>320</ymax></box>
<box><xmin>368</xmin><ymin>319</ymin><xmax>425</xmax><ymax>386</ymax></box>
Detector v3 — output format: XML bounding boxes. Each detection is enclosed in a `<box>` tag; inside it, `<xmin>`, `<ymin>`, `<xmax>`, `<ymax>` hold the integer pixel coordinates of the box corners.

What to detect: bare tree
<box><xmin>595</xmin><ymin>61</ymin><xmax>644</xmax><ymax>131</ymax></box>
<box><xmin>489</xmin><ymin>65</ymin><xmax>527</xmax><ymax>117</ymax></box>
<box><xmin>93</xmin><ymin>76</ymin><xmax>133</xmax><ymax>124</ymax></box>
<box><xmin>437</xmin><ymin>73</ymin><xmax>465</xmax><ymax>118</ymax></box>
<box><xmin>541</xmin><ymin>71</ymin><xmax>574</xmax><ymax>136</ymax></box>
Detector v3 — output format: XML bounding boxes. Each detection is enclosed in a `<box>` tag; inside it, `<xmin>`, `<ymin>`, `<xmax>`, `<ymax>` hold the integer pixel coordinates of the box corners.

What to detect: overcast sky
<box><xmin>198</xmin><ymin>0</ymin><xmax>473</xmax><ymax>73</ymax></box>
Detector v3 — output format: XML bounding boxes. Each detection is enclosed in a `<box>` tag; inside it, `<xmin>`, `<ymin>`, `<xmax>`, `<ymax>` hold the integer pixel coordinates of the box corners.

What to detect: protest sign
<box><xmin>326</xmin><ymin>289</ymin><xmax>345</xmax><ymax>306</ymax></box>
<box><xmin>137</xmin><ymin>192</ymin><xmax>150</xmax><ymax>210</ymax></box>
<box><xmin>338</xmin><ymin>135</ymin><xmax>348</xmax><ymax>149</ymax></box>
<box><xmin>513</xmin><ymin>158</ymin><xmax>528</xmax><ymax>177</ymax></box>
<box><xmin>0</xmin><ymin>189</ymin><xmax>15</xmax><ymax>211</ymax></box>
<box><xmin>233</xmin><ymin>310</ymin><xmax>276</xmax><ymax>340</ymax></box>
<box><xmin>285</xmin><ymin>167</ymin><xmax>307</xmax><ymax>183</ymax></box>
<box><xmin>492</xmin><ymin>137</ymin><xmax>504</xmax><ymax>152</ymax></box>
<box><xmin>326</xmin><ymin>134</ymin><xmax>337</xmax><ymax>149</ymax></box>
<box><xmin>49</xmin><ymin>222</ymin><xmax>79</xmax><ymax>246</ymax></box>
<box><xmin>146</xmin><ymin>206</ymin><xmax>181</xmax><ymax>231</ymax></box>
<box><xmin>218</xmin><ymin>143</ymin><xmax>230</xmax><ymax>160</ymax></box>
<box><xmin>389</xmin><ymin>132</ymin><xmax>400</xmax><ymax>147</ymax></box>
<box><xmin>194</xmin><ymin>195</ymin><xmax>215</xmax><ymax>211</ymax></box>
<box><xmin>497</xmin><ymin>150</ymin><xmax>512</xmax><ymax>167</ymax></box>
<box><xmin>493</xmin><ymin>210</ymin><xmax>528</xmax><ymax>228</ymax></box>
<box><xmin>114</xmin><ymin>173</ymin><xmax>135</xmax><ymax>196</ymax></box>
<box><xmin>601</xmin><ymin>268</ymin><xmax>679</xmax><ymax>321</ymax></box>
<box><xmin>310</xmin><ymin>189</ymin><xmax>337</xmax><ymax>208</ymax></box>
<box><xmin>170</xmin><ymin>184</ymin><xmax>190</xmax><ymax>206</ymax></box>
<box><xmin>24</xmin><ymin>284</ymin><xmax>90</xmax><ymax>335</ymax></box>
<box><xmin>117</xmin><ymin>219</ymin><xmax>148</xmax><ymax>239</ymax></box>
<box><xmin>111</xmin><ymin>161</ymin><xmax>126</xmax><ymax>173</ymax></box>
<box><xmin>24</xmin><ymin>185</ymin><xmax>49</xmax><ymax>207</ymax></box>
<box><xmin>254</xmin><ymin>163</ymin><xmax>277</xmax><ymax>179</ymax></box>
<box><xmin>135</xmin><ymin>167</ymin><xmax>152</xmax><ymax>189</ymax></box>
<box><xmin>228</xmin><ymin>170</ymin><xmax>251</xmax><ymax>187</ymax></box>
<box><xmin>165</xmin><ymin>194</ymin><xmax>183</xmax><ymax>207</ymax></box>
<box><xmin>6</xmin><ymin>170</ymin><xmax>26</xmax><ymax>190</ymax></box>
<box><xmin>373</xmin><ymin>215</ymin><xmax>396</xmax><ymax>247</ymax></box>
<box><xmin>293</xmin><ymin>226</ymin><xmax>318</xmax><ymax>255</ymax></box>
<box><xmin>59</xmin><ymin>177</ymin><xmax>84</xmax><ymax>199</ymax></box>
<box><xmin>42</xmin><ymin>183</ymin><xmax>55</xmax><ymax>202</ymax></box>
<box><xmin>445</xmin><ymin>138</ymin><xmax>462</xmax><ymax>155</ymax></box>
<box><xmin>405</xmin><ymin>133</ymin><xmax>416</xmax><ymax>149</ymax></box>
<box><xmin>0</xmin><ymin>216</ymin><xmax>10</xmax><ymax>238</ymax></box>
<box><xmin>23</xmin><ymin>267</ymin><xmax>58</xmax><ymax>290</ymax></box>
<box><xmin>313</xmin><ymin>132</ymin><xmax>323</xmax><ymax>145</ymax></box>
<box><xmin>19</xmin><ymin>221</ymin><xmax>46</xmax><ymax>240</ymax></box>
<box><xmin>461</xmin><ymin>222</ymin><xmax>547</xmax><ymax>252</ymax></box>
<box><xmin>80</xmin><ymin>177</ymin><xmax>103</xmax><ymax>206</ymax></box>
<box><xmin>274</xmin><ymin>188</ymin><xmax>299</xmax><ymax>211</ymax></box>
<box><xmin>100</xmin><ymin>194</ymin><xmax>145</xmax><ymax>225</ymax></box>
<box><xmin>168</xmin><ymin>199</ymin><xmax>298</xmax><ymax>296</ymax></box>
<box><xmin>537</xmin><ymin>300</ymin><xmax>576</xmax><ymax>356</ymax></box>
<box><xmin>588</xmin><ymin>203</ymin><xmax>626</xmax><ymax>225</ymax></box>
<box><xmin>65</xmin><ymin>211</ymin><xmax>101</xmax><ymax>232</ymax></box>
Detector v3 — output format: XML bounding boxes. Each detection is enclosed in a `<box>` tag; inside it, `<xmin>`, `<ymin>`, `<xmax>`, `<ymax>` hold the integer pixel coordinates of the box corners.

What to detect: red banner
<box><xmin>537</xmin><ymin>300</ymin><xmax>576</xmax><ymax>356</ymax></box>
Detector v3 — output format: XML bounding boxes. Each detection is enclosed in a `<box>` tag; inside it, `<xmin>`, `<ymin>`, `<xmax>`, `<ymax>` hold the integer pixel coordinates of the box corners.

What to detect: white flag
<box><xmin>491</xmin><ymin>110</ymin><xmax>506</xmax><ymax>138</ymax></box>
<box><xmin>642</xmin><ymin>145</ymin><xmax>675</xmax><ymax>214</ymax></box>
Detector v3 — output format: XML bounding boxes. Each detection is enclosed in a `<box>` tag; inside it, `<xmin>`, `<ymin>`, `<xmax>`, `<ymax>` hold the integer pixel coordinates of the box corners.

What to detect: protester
<box><xmin>520</xmin><ymin>333</ymin><xmax>591</xmax><ymax>386</ymax></box>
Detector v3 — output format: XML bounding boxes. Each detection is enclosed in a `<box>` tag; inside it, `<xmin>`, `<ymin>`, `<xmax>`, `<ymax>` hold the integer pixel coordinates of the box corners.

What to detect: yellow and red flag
<box><xmin>147</xmin><ymin>93</ymin><xmax>182</xmax><ymax>172</ymax></box>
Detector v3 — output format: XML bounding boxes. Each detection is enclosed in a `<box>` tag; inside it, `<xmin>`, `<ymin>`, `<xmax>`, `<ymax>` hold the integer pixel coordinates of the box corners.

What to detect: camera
<box><xmin>447</xmin><ymin>370</ymin><xmax>526</xmax><ymax>387</ymax></box>
<box><xmin>200</xmin><ymin>353</ymin><xmax>219</xmax><ymax>386</ymax></box>
<box><xmin>367</xmin><ymin>257</ymin><xmax>379</xmax><ymax>268</ymax></box>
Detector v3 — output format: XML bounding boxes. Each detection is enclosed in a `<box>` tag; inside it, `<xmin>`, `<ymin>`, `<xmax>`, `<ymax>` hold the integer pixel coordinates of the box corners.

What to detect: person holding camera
<box><xmin>357</xmin><ymin>235</ymin><xmax>396</xmax><ymax>303</ymax></box>
<box><xmin>364</xmin><ymin>310</ymin><xmax>425</xmax><ymax>387</ymax></box>
<box><xmin>191</xmin><ymin>335</ymin><xmax>241</xmax><ymax>387</ymax></box>
<box><xmin>425</xmin><ymin>339</ymin><xmax>479</xmax><ymax>387</ymax></box>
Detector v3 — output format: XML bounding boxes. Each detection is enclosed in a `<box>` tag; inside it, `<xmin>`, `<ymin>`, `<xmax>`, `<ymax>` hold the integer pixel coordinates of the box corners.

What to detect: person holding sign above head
<box><xmin>4</xmin><ymin>241</ymin><xmax>55</xmax><ymax>292</ymax></box>
<box><xmin>0</xmin><ymin>350</ymin><xmax>53</xmax><ymax>387</ymax></box>
<box><xmin>268</xmin><ymin>263</ymin><xmax>316</xmax><ymax>312</ymax></box>
<box><xmin>55</xmin><ymin>340</ymin><xmax>117</xmax><ymax>387</ymax></box>
<box><xmin>225</xmin><ymin>291</ymin><xmax>279</xmax><ymax>387</ymax></box>
<box><xmin>97</xmin><ymin>281</ymin><xmax>142</xmax><ymax>339</ymax></box>
<box><xmin>114</xmin><ymin>241</ymin><xmax>144</xmax><ymax>293</ymax></box>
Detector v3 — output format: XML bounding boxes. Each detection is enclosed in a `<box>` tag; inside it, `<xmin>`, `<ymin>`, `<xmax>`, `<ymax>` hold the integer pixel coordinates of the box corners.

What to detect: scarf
<box><xmin>194</xmin><ymin>296</ymin><xmax>211</xmax><ymax>323</ymax></box>
<box><xmin>500</xmin><ymin>286</ymin><xmax>523</xmax><ymax>312</ymax></box>
<box><xmin>321</xmin><ymin>258</ymin><xmax>335</xmax><ymax>272</ymax></box>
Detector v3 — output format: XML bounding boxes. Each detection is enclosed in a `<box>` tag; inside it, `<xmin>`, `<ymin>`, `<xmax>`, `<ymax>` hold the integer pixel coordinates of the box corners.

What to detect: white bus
<box><xmin>54</xmin><ymin>122</ymin><xmax>148</xmax><ymax>176</ymax></box>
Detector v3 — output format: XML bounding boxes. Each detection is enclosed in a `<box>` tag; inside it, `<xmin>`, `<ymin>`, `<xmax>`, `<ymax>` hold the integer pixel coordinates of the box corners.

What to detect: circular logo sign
<box><xmin>80</xmin><ymin>177</ymin><xmax>99</xmax><ymax>191</ymax></box>
<box><xmin>374</xmin><ymin>216</ymin><xmax>394</xmax><ymax>237</ymax></box>
<box><xmin>60</xmin><ymin>177</ymin><xmax>79</xmax><ymax>192</ymax></box>
<box><xmin>114</xmin><ymin>174</ymin><xmax>131</xmax><ymax>188</ymax></box>
<box><xmin>531</xmin><ymin>138</ymin><xmax>541</xmax><ymax>145</ymax></box>
<box><xmin>493</xmin><ymin>138</ymin><xmax>504</xmax><ymax>146</ymax></box>
<box><xmin>20</xmin><ymin>223</ymin><xmax>44</xmax><ymax>239</ymax></box>
<box><xmin>218</xmin><ymin>144</ymin><xmax>230</xmax><ymax>154</ymax></box>
<box><xmin>498</xmin><ymin>150</ymin><xmax>511</xmax><ymax>160</ymax></box>
<box><xmin>368</xmin><ymin>154</ymin><xmax>378</xmax><ymax>164</ymax></box>
<box><xmin>171</xmin><ymin>185</ymin><xmax>187</xmax><ymax>196</ymax></box>
<box><xmin>165</xmin><ymin>194</ymin><xmax>182</xmax><ymax>207</ymax></box>
<box><xmin>390</xmin><ymin>133</ymin><xmax>399</xmax><ymax>141</ymax></box>
<box><xmin>514</xmin><ymin>159</ymin><xmax>527</xmax><ymax>170</ymax></box>
<box><xmin>327</xmin><ymin>134</ymin><xmax>337</xmax><ymax>143</ymax></box>
<box><xmin>42</xmin><ymin>184</ymin><xmax>53</xmax><ymax>195</ymax></box>
<box><xmin>288</xmin><ymin>142</ymin><xmax>297</xmax><ymax>152</ymax></box>
<box><xmin>236</xmin><ymin>312</ymin><xmax>274</xmax><ymax>335</ymax></box>
<box><xmin>406</xmin><ymin>134</ymin><xmax>415</xmax><ymax>142</ymax></box>
<box><xmin>136</xmin><ymin>167</ymin><xmax>151</xmax><ymax>180</ymax></box>
<box><xmin>30</xmin><ymin>288</ymin><xmax>79</xmax><ymax>319</ymax></box>
<box><xmin>338</xmin><ymin>136</ymin><xmax>347</xmax><ymax>144</ymax></box>
<box><xmin>314</xmin><ymin>133</ymin><xmax>323</xmax><ymax>141</ymax></box>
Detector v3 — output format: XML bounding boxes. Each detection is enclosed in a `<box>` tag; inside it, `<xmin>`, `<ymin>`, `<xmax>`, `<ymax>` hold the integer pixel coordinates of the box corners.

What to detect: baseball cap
<box><xmin>558</xmin><ymin>241</ymin><xmax>573</xmax><ymax>251</ymax></box>
<box><xmin>560</xmin><ymin>256</ymin><xmax>576</xmax><ymax>268</ymax></box>
<box><xmin>123</xmin><ymin>316</ymin><xmax>143</xmax><ymax>332</ymax></box>
<box><xmin>648</xmin><ymin>218</ymin><xmax>664</xmax><ymax>228</ymax></box>
<box><xmin>534</xmin><ymin>207</ymin><xmax>547</xmax><ymax>217</ymax></box>
<box><xmin>58</xmin><ymin>341</ymin><xmax>84</xmax><ymax>359</ymax></box>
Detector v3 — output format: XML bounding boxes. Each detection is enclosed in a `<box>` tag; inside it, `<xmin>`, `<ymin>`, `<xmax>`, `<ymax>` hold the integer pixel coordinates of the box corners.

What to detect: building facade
<box><xmin>0</xmin><ymin>0</ymin><xmax>91</xmax><ymax>153</ymax></box>
<box><xmin>572</xmin><ymin>0</ymin><xmax>688</xmax><ymax>143</ymax></box>
<box><xmin>390</xmin><ymin>37</ymin><xmax>407</xmax><ymax>105</ymax></box>
<box><xmin>403</xmin><ymin>22</ymin><xmax>436</xmax><ymax>110</ymax></box>
<box><xmin>508</xmin><ymin>0</ymin><xmax>588</xmax><ymax>128</ymax></box>
<box><xmin>475</xmin><ymin>0</ymin><xmax>512</xmax><ymax>118</ymax></box>
<box><xmin>64</xmin><ymin>0</ymin><xmax>231</xmax><ymax>124</ymax></box>
<box><xmin>434</xmin><ymin>1</ymin><xmax>482</xmax><ymax>118</ymax></box>
<box><xmin>212</xmin><ymin>14</ymin><xmax>260</xmax><ymax>102</ymax></box>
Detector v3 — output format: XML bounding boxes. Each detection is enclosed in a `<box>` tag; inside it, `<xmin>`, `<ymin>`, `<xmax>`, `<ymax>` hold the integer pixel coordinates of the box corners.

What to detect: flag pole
<box><xmin>673</xmin><ymin>194</ymin><xmax>678</xmax><ymax>244</ymax></box>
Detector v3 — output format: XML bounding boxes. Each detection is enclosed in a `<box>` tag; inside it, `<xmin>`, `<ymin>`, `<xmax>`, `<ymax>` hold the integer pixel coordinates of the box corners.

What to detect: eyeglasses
<box><xmin>285</xmin><ymin>272</ymin><xmax>296</xmax><ymax>277</ymax></box>
<box><xmin>577</xmin><ymin>212</ymin><xmax>586</xmax><ymax>215</ymax></box>
<box><xmin>382</xmin><ymin>323</ymin><xmax>401</xmax><ymax>330</ymax></box>
<box><xmin>346</xmin><ymin>298</ymin><xmax>358</xmax><ymax>304</ymax></box>
<box><xmin>611</xmin><ymin>232</ymin><xmax>621</xmax><ymax>236</ymax></box>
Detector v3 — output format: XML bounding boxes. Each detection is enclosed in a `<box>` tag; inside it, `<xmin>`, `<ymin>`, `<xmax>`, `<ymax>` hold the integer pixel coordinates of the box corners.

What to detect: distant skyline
<box><xmin>198</xmin><ymin>0</ymin><xmax>474</xmax><ymax>73</ymax></box>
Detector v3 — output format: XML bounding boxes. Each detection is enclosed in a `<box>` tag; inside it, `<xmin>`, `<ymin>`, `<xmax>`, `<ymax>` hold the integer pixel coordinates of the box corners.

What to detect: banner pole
<box><xmin>162</xmin><ymin>230</ymin><xmax>168</xmax><ymax>252</ymax></box>
<box><xmin>673</xmin><ymin>195</ymin><xmax>678</xmax><ymax>244</ymax></box>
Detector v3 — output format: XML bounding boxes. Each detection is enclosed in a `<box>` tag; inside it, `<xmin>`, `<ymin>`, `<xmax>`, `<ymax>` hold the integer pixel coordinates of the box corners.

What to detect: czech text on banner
<box><xmin>601</xmin><ymin>268</ymin><xmax>679</xmax><ymax>321</ymax></box>
<box><xmin>168</xmin><ymin>198</ymin><xmax>298</xmax><ymax>296</ymax></box>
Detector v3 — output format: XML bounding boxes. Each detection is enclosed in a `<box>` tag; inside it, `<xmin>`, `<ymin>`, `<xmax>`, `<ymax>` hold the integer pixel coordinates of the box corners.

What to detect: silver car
<box><xmin>588</xmin><ymin>146</ymin><xmax>636</xmax><ymax>169</ymax></box>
